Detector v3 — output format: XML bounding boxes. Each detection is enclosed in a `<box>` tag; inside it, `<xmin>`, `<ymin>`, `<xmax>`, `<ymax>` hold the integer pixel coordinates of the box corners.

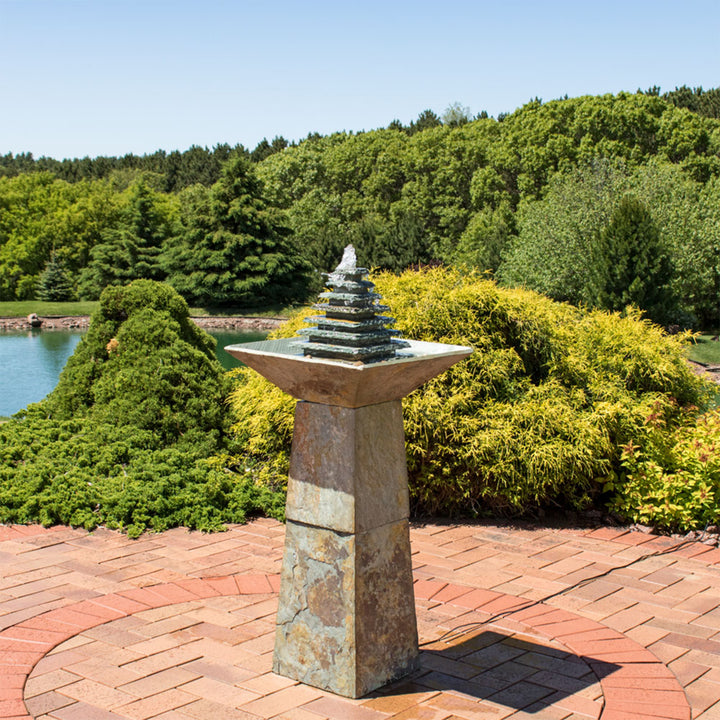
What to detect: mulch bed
<box><xmin>688</xmin><ymin>359</ymin><xmax>720</xmax><ymax>384</ymax></box>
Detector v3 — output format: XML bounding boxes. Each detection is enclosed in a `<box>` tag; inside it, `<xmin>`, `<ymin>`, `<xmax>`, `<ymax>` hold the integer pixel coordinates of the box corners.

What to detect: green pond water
<box><xmin>0</xmin><ymin>328</ymin><xmax>267</xmax><ymax>418</ymax></box>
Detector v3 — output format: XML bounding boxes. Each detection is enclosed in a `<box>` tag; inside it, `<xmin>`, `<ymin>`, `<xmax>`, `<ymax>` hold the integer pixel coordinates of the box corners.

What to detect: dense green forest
<box><xmin>1</xmin><ymin>86</ymin><xmax>719</xmax><ymax>326</ymax></box>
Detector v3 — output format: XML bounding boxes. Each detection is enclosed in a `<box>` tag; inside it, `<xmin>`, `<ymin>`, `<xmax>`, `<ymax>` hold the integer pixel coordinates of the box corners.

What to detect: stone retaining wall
<box><xmin>0</xmin><ymin>316</ymin><xmax>284</xmax><ymax>332</ymax></box>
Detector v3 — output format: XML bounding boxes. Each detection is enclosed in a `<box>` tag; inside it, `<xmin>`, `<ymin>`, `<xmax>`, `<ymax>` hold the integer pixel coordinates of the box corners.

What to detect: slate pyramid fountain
<box><xmin>297</xmin><ymin>245</ymin><xmax>409</xmax><ymax>362</ymax></box>
<box><xmin>226</xmin><ymin>246</ymin><xmax>472</xmax><ymax>697</ymax></box>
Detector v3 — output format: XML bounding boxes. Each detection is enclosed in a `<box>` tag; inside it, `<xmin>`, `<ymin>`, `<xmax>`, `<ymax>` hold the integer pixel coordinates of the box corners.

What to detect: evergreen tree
<box><xmin>588</xmin><ymin>195</ymin><xmax>677</xmax><ymax>323</ymax></box>
<box><xmin>78</xmin><ymin>180</ymin><xmax>174</xmax><ymax>299</ymax></box>
<box><xmin>408</xmin><ymin>109</ymin><xmax>441</xmax><ymax>134</ymax></box>
<box><xmin>250</xmin><ymin>136</ymin><xmax>289</xmax><ymax>163</ymax></box>
<box><xmin>37</xmin><ymin>252</ymin><xmax>75</xmax><ymax>301</ymax></box>
<box><xmin>163</xmin><ymin>156</ymin><xmax>310</xmax><ymax>307</ymax></box>
<box><xmin>348</xmin><ymin>211</ymin><xmax>431</xmax><ymax>273</ymax></box>
<box><xmin>664</xmin><ymin>85</ymin><xmax>720</xmax><ymax>119</ymax></box>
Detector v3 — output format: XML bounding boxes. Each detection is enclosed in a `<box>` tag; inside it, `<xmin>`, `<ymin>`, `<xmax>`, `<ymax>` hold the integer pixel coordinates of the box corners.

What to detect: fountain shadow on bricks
<box><xmin>371</xmin><ymin>628</ymin><xmax>619</xmax><ymax>715</ymax></box>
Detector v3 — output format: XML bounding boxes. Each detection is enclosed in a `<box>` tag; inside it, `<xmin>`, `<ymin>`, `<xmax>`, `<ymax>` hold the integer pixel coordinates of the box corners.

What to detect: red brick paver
<box><xmin>0</xmin><ymin>521</ymin><xmax>718</xmax><ymax>718</ymax></box>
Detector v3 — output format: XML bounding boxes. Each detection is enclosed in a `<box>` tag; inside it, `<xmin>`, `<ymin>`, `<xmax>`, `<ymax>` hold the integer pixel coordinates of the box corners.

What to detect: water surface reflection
<box><xmin>0</xmin><ymin>329</ymin><xmax>266</xmax><ymax>417</ymax></box>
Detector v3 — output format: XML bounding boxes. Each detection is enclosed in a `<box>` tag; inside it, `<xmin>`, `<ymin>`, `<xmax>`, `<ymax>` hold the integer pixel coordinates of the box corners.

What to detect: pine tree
<box><xmin>78</xmin><ymin>179</ymin><xmax>173</xmax><ymax>299</ymax></box>
<box><xmin>408</xmin><ymin>109</ymin><xmax>441</xmax><ymax>134</ymax></box>
<box><xmin>37</xmin><ymin>253</ymin><xmax>75</xmax><ymax>301</ymax></box>
<box><xmin>588</xmin><ymin>195</ymin><xmax>677</xmax><ymax>324</ymax></box>
<box><xmin>163</xmin><ymin>156</ymin><xmax>310</xmax><ymax>307</ymax></box>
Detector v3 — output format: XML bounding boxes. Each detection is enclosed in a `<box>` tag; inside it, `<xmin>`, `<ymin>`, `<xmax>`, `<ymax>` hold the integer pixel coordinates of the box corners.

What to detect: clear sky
<box><xmin>1</xmin><ymin>0</ymin><xmax>718</xmax><ymax>160</ymax></box>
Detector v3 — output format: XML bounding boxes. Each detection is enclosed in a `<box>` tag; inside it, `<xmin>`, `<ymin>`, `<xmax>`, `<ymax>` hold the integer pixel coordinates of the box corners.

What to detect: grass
<box><xmin>687</xmin><ymin>334</ymin><xmax>720</xmax><ymax>366</ymax></box>
<box><xmin>187</xmin><ymin>304</ymin><xmax>309</xmax><ymax>319</ymax></box>
<box><xmin>0</xmin><ymin>301</ymin><xmax>99</xmax><ymax>317</ymax></box>
<box><xmin>0</xmin><ymin>300</ymin><xmax>306</xmax><ymax>319</ymax></box>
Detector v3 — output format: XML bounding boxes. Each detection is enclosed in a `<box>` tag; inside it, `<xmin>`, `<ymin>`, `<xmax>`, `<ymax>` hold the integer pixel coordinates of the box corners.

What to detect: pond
<box><xmin>0</xmin><ymin>328</ymin><xmax>267</xmax><ymax>418</ymax></box>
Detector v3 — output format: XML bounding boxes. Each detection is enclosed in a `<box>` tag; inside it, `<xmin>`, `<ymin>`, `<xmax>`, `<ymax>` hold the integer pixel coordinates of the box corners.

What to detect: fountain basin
<box><xmin>225</xmin><ymin>337</ymin><xmax>472</xmax><ymax>408</ymax></box>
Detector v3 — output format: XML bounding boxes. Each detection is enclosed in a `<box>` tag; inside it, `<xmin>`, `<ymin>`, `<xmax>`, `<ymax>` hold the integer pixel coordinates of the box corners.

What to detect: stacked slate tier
<box><xmin>298</xmin><ymin>264</ymin><xmax>409</xmax><ymax>363</ymax></box>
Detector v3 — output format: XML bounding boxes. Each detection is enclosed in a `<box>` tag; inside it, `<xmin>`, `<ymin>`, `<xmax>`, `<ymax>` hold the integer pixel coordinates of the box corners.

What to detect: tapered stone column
<box><xmin>226</xmin><ymin>337</ymin><xmax>471</xmax><ymax>697</ymax></box>
<box><xmin>275</xmin><ymin>399</ymin><xmax>416</xmax><ymax>697</ymax></box>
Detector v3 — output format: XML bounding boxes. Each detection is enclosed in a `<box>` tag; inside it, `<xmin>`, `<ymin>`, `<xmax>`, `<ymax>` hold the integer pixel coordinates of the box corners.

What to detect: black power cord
<box><xmin>419</xmin><ymin>533</ymin><xmax>704</xmax><ymax>647</ymax></box>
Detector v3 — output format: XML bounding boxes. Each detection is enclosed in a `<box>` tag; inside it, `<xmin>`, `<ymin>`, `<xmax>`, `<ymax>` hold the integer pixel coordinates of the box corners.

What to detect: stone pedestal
<box><xmin>225</xmin><ymin>338</ymin><xmax>472</xmax><ymax>698</ymax></box>
<box><xmin>273</xmin><ymin>400</ymin><xmax>418</xmax><ymax>697</ymax></box>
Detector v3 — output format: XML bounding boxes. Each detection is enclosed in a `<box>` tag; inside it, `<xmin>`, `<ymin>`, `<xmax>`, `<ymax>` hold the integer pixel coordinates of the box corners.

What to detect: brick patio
<box><xmin>0</xmin><ymin>519</ymin><xmax>719</xmax><ymax>719</ymax></box>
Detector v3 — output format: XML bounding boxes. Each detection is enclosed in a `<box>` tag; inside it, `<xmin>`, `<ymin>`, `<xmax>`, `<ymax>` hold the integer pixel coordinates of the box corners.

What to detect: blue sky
<box><xmin>1</xmin><ymin>0</ymin><xmax>718</xmax><ymax>160</ymax></box>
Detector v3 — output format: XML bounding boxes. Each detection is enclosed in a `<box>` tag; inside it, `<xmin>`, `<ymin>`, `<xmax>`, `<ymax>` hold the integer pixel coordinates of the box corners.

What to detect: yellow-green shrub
<box><xmin>229</xmin><ymin>268</ymin><xmax>710</xmax><ymax>518</ymax></box>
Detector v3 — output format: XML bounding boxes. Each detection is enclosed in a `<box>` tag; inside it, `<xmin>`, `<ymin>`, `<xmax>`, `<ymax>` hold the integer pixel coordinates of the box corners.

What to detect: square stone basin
<box><xmin>225</xmin><ymin>338</ymin><xmax>473</xmax><ymax>408</ymax></box>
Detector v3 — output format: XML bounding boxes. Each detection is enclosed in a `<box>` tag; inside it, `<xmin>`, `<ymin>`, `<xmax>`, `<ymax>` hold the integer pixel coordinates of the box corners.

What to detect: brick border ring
<box><xmin>0</xmin><ymin>574</ymin><xmax>690</xmax><ymax>720</ymax></box>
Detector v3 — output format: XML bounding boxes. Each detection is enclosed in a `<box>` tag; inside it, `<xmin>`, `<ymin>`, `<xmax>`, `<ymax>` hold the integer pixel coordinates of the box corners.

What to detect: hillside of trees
<box><xmin>2</xmin><ymin>86</ymin><xmax>720</xmax><ymax>534</ymax></box>
<box><xmin>1</xmin><ymin>86</ymin><xmax>719</xmax><ymax>326</ymax></box>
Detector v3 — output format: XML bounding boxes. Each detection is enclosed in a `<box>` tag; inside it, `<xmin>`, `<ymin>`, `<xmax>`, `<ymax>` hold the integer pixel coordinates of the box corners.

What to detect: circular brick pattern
<box><xmin>0</xmin><ymin>574</ymin><xmax>690</xmax><ymax>719</ymax></box>
<box><xmin>25</xmin><ymin>594</ymin><xmax>604</xmax><ymax>719</ymax></box>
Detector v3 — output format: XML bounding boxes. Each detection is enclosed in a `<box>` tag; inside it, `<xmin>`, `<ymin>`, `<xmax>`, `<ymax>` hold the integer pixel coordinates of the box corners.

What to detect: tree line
<box><xmin>0</xmin><ymin>157</ymin><xmax>309</xmax><ymax>308</ymax></box>
<box><xmin>1</xmin><ymin>87</ymin><xmax>719</xmax><ymax>325</ymax></box>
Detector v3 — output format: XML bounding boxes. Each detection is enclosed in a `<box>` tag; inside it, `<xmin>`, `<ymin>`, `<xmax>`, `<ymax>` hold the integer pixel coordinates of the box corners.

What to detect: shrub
<box><xmin>45</xmin><ymin>280</ymin><xmax>227</xmax><ymax>431</ymax></box>
<box><xmin>0</xmin><ymin>280</ymin><xmax>284</xmax><ymax>536</ymax></box>
<box><xmin>229</xmin><ymin>267</ymin><xmax>710</xmax><ymax>519</ymax></box>
<box><xmin>608</xmin><ymin>408</ymin><xmax>720</xmax><ymax>531</ymax></box>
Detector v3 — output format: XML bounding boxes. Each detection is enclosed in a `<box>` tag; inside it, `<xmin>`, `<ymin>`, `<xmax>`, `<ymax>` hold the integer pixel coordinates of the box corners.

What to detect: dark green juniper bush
<box><xmin>0</xmin><ymin>280</ymin><xmax>283</xmax><ymax>537</ymax></box>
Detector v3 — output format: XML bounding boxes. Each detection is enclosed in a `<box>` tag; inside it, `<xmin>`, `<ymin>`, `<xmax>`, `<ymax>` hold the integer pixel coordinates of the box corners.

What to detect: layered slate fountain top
<box><xmin>297</xmin><ymin>245</ymin><xmax>409</xmax><ymax>363</ymax></box>
<box><xmin>225</xmin><ymin>246</ymin><xmax>472</xmax><ymax>408</ymax></box>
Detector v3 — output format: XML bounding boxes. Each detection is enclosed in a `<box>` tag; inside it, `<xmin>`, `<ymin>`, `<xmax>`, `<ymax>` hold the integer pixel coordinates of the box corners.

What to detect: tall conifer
<box><xmin>163</xmin><ymin>156</ymin><xmax>310</xmax><ymax>307</ymax></box>
<box><xmin>589</xmin><ymin>194</ymin><xmax>676</xmax><ymax>323</ymax></box>
<box><xmin>78</xmin><ymin>180</ymin><xmax>172</xmax><ymax>299</ymax></box>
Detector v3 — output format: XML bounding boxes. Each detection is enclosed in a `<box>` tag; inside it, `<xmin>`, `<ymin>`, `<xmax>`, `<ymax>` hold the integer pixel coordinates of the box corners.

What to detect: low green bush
<box><xmin>0</xmin><ymin>280</ymin><xmax>284</xmax><ymax>536</ymax></box>
<box><xmin>229</xmin><ymin>267</ymin><xmax>711</xmax><ymax>520</ymax></box>
<box><xmin>1</xmin><ymin>272</ymin><xmax>712</xmax><ymax>535</ymax></box>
